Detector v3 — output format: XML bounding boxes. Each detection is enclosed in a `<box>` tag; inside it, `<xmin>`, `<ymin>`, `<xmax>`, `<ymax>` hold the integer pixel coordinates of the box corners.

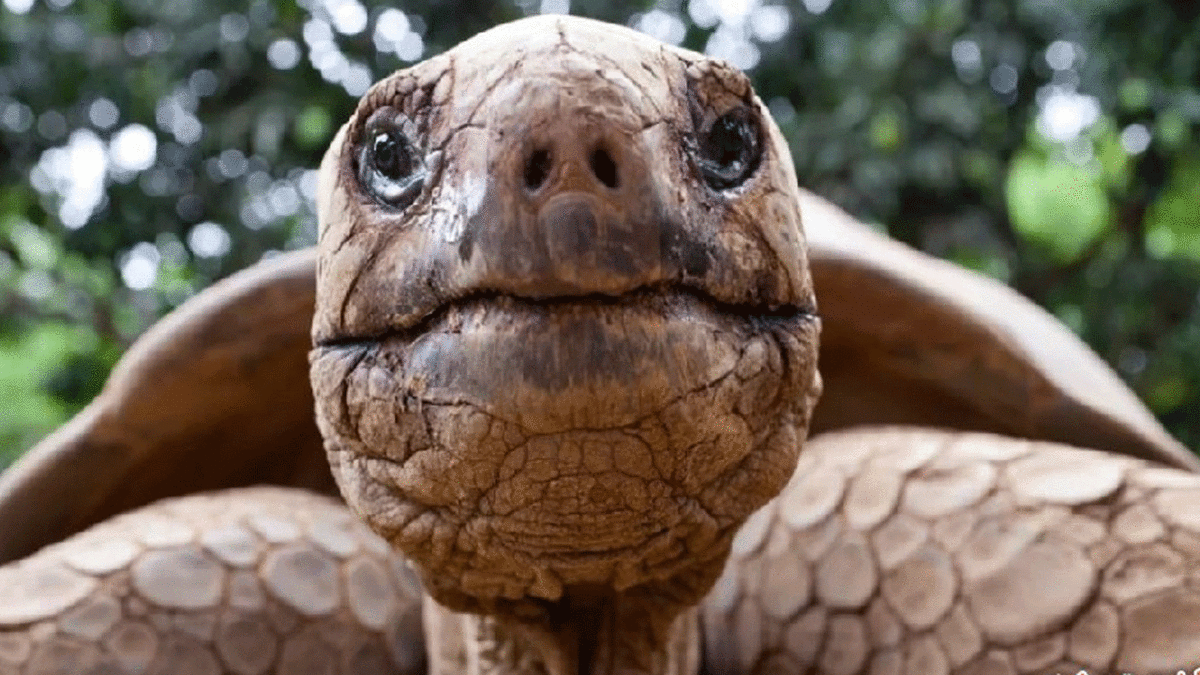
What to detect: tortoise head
<box><xmin>309</xmin><ymin>15</ymin><xmax>821</xmax><ymax>614</ymax></box>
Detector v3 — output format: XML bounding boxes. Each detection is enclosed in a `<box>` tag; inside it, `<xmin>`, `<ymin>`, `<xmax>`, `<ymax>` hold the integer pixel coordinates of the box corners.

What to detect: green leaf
<box><xmin>1145</xmin><ymin>155</ymin><xmax>1200</xmax><ymax>261</ymax></box>
<box><xmin>1145</xmin><ymin>371</ymin><xmax>1189</xmax><ymax>414</ymax></box>
<box><xmin>294</xmin><ymin>105</ymin><xmax>333</xmax><ymax>150</ymax></box>
<box><xmin>869</xmin><ymin>106</ymin><xmax>904</xmax><ymax>152</ymax></box>
<box><xmin>1005</xmin><ymin>151</ymin><xmax>1111</xmax><ymax>263</ymax></box>
<box><xmin>7</xmin><ymin>219</ymin><xmax>60</xmax><ymax>270</ymax></box>
<box><xmin>1119</xmin><ymin>77</ymin><xmax>1151</xmax><ymax>111</ymax></box>
<box><xmin>0</xmin><ymin>324</ymin><xmax>88</xmax><ymax>465</ymax></box>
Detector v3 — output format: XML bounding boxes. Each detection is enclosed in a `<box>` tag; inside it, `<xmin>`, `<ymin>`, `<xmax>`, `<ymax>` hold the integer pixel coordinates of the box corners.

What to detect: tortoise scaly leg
<box><xmin>0</xmin><ymin>487</ymin><xmax>424</xmax><ymax>675</ymax></box>
<box><xmin>704</xmin><ymin>427</ymin><xmax>1200</xmax><ymax>674</ymax></box>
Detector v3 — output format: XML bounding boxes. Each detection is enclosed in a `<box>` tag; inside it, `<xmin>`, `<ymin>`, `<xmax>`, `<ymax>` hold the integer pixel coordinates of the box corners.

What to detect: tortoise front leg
<box><xmin>0</xmin><ymin>487</ymin><xmax>424</xmax><ymax>675</ymax></box>
<box><xmin>703</xmin><ymin>427</ymin><xmax>1200</xmax><ymax>674</ymax></box>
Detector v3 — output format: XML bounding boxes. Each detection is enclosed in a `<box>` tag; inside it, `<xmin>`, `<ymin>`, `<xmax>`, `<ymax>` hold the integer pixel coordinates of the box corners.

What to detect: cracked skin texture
<box><xmin>5</xmin><ymin>13</ymin><xmax>1200</xmax><ymax>675</ymax></box>
<box><xmin>309</xmin><ymin>15</ymin><xmax>822</xmax><ymax>633</ymax></box>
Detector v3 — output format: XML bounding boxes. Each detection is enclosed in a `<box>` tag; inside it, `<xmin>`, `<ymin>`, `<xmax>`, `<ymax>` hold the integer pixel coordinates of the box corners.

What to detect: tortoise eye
<box><xmin>696</xmin><ymin>108</ymin><xmax>762</xmax><ymax>190</ymax></box>
<box><xmin>358</xmin><ymin>122</ymin><xmax>425</xmax><ymax>209</ymax></box>
<box><xmin>372</xmin><ymin>131</ymin><xmax>416</xmax><ymax>182</ymax></box>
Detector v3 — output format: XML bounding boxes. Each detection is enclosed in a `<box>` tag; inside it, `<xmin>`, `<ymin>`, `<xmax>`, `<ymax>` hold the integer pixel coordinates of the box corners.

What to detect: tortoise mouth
<box><xmin>311</xmin><ymin>286</ymin><xmax>818</xmax><ymax>438</ymax></box>
<box><xmin>314</xmin><ymin>284</ymin><xmax>816</xmax><ymax>350</ymax></box>
<box><xmin>310</xmin><ymin>284</ymin><xmax>820</xmax><ymax>603</ymax></box>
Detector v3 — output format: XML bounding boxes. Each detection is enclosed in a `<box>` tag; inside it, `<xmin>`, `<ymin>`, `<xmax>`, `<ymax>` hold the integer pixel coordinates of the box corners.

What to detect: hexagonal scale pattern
<box><xmin>0</xmin><ymin>487</ymin><xmax>424</xmax><ymax>675</ymax></box>
<box><xmin>702</xmin><ymin>427</ymin><xmax>1200</xmax><ymax>674</ymax></box>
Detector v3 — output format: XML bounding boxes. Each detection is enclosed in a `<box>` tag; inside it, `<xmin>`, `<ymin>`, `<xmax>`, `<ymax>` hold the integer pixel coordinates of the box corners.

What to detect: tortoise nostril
<box><xmin>524</xmin><ymin>149</ymin><xmax>552</xmax><ymax>191</ymax></box>
<box><xmin>589</xmin><ymin>148</ymin><xmax>619</xmax><ymax>189</ymax></box>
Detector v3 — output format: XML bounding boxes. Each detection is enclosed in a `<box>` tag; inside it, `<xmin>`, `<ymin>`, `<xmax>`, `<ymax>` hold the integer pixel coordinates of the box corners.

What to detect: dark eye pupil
<box><xmin>696</xmin><ymin>109</ymin><xmax>760</xmax><ymax>190</ymax></box>
<box><xmin>358</xmin><ymin>116</ymin><xmax>425</xmax><ymax>209</ymax></box>
<box><xmin>705</xmin><ymin>116</ymin><xmax>749</xmax><ymax>168</ymax></box>
<box><xmin>373</xmin><ymin>131</ymin><xmax>411</xmax><ymax>180</ymax></box>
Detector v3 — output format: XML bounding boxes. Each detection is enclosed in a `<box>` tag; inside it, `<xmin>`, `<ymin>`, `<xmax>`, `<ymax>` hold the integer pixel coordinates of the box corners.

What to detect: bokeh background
<box><xmin>1</xmin><ymin>0</ymin><xmax>1198</xmax><ymax>464</ymax></box>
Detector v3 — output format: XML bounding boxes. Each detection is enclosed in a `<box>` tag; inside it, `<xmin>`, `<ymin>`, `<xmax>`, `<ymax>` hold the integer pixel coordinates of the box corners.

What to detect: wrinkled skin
<box><xmin>309</xmin><ymin>15</ymin><xmax>820</xmax><ymax>675</ymax></box>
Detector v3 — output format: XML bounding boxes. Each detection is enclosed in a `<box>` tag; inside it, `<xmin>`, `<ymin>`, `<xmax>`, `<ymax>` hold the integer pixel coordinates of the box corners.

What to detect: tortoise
<box><xmin>1</xmin><ymin>15</ymin><xmax>1200</xmax><ymax>675</ymax></box>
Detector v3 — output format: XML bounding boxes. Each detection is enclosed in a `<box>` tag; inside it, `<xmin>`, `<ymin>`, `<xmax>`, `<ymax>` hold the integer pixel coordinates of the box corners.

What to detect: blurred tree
<box><xmin>0</xmin><ymin>0</ymin><xmax>1197</xmax><ymax>464</ymax></box>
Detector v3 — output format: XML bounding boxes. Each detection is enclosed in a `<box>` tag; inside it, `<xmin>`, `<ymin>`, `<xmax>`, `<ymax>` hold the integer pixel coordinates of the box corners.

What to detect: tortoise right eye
<box><xmin>372</xmin><ymin>131</ymin><xmax>416</xmax><ymax>182</ymax></box>
<box><xmin>358</xmin><ymin>120</ymin><xmax>425</xmax><ymax>209</ymax></box>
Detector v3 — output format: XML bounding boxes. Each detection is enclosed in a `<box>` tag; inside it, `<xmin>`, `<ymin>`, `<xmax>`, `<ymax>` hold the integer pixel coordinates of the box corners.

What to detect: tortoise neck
<box><xmin>423</xmin><ymin>591</ymin><xmax>701</xmax><ymax>675</ymax></box>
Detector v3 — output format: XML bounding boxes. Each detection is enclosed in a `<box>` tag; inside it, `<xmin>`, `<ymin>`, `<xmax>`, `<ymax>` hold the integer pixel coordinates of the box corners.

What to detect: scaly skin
<box><xmin>706</xmin><ymin>427</ymin><xmax>1200</xmax><ymax>674</ymax></box>
<box><xmin>0</xmin><ymin>488</ymin><xmax>424</xmax><ymax>675</ymax></box>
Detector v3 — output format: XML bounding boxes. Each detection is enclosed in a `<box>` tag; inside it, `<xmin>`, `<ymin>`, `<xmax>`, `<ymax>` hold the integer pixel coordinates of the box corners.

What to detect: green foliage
<box><xmin>0</xmin><ymin>0</ymin><xmax>1198</xmax><ymax>464</ymax></box>
<box><xmin>0</xmin><ymin>322</ymin><xmax>119</xmax><ymax>464</ymax></box>
<box><xmin>1006</xmin><ymin>148</ymin><xmax>1111</xmax><ymax>263</ymax></box>
<box><xmin>1146</xmin><ymin>154</ymin><xmax>1200</xmax><ymax>261</ymax></box>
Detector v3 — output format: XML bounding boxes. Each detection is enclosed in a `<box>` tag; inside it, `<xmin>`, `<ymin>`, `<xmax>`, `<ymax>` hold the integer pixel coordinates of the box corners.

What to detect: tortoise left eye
<box><xmin>695</xmin><ymin>108</ymin><xmax>762</xmax><ymax>191</ymax></box>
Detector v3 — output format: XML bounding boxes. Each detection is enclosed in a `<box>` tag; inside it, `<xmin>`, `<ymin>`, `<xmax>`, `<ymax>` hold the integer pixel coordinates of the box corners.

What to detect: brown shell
<box><xmin>0</xmin><ymin>191</ymin><xmax>1191</xmax><ymax>565</ymax></box>
<box><xmin>801</xmin><ymin>190</ymin><xmax>1197</xmax><ymax>471</ymax></box>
